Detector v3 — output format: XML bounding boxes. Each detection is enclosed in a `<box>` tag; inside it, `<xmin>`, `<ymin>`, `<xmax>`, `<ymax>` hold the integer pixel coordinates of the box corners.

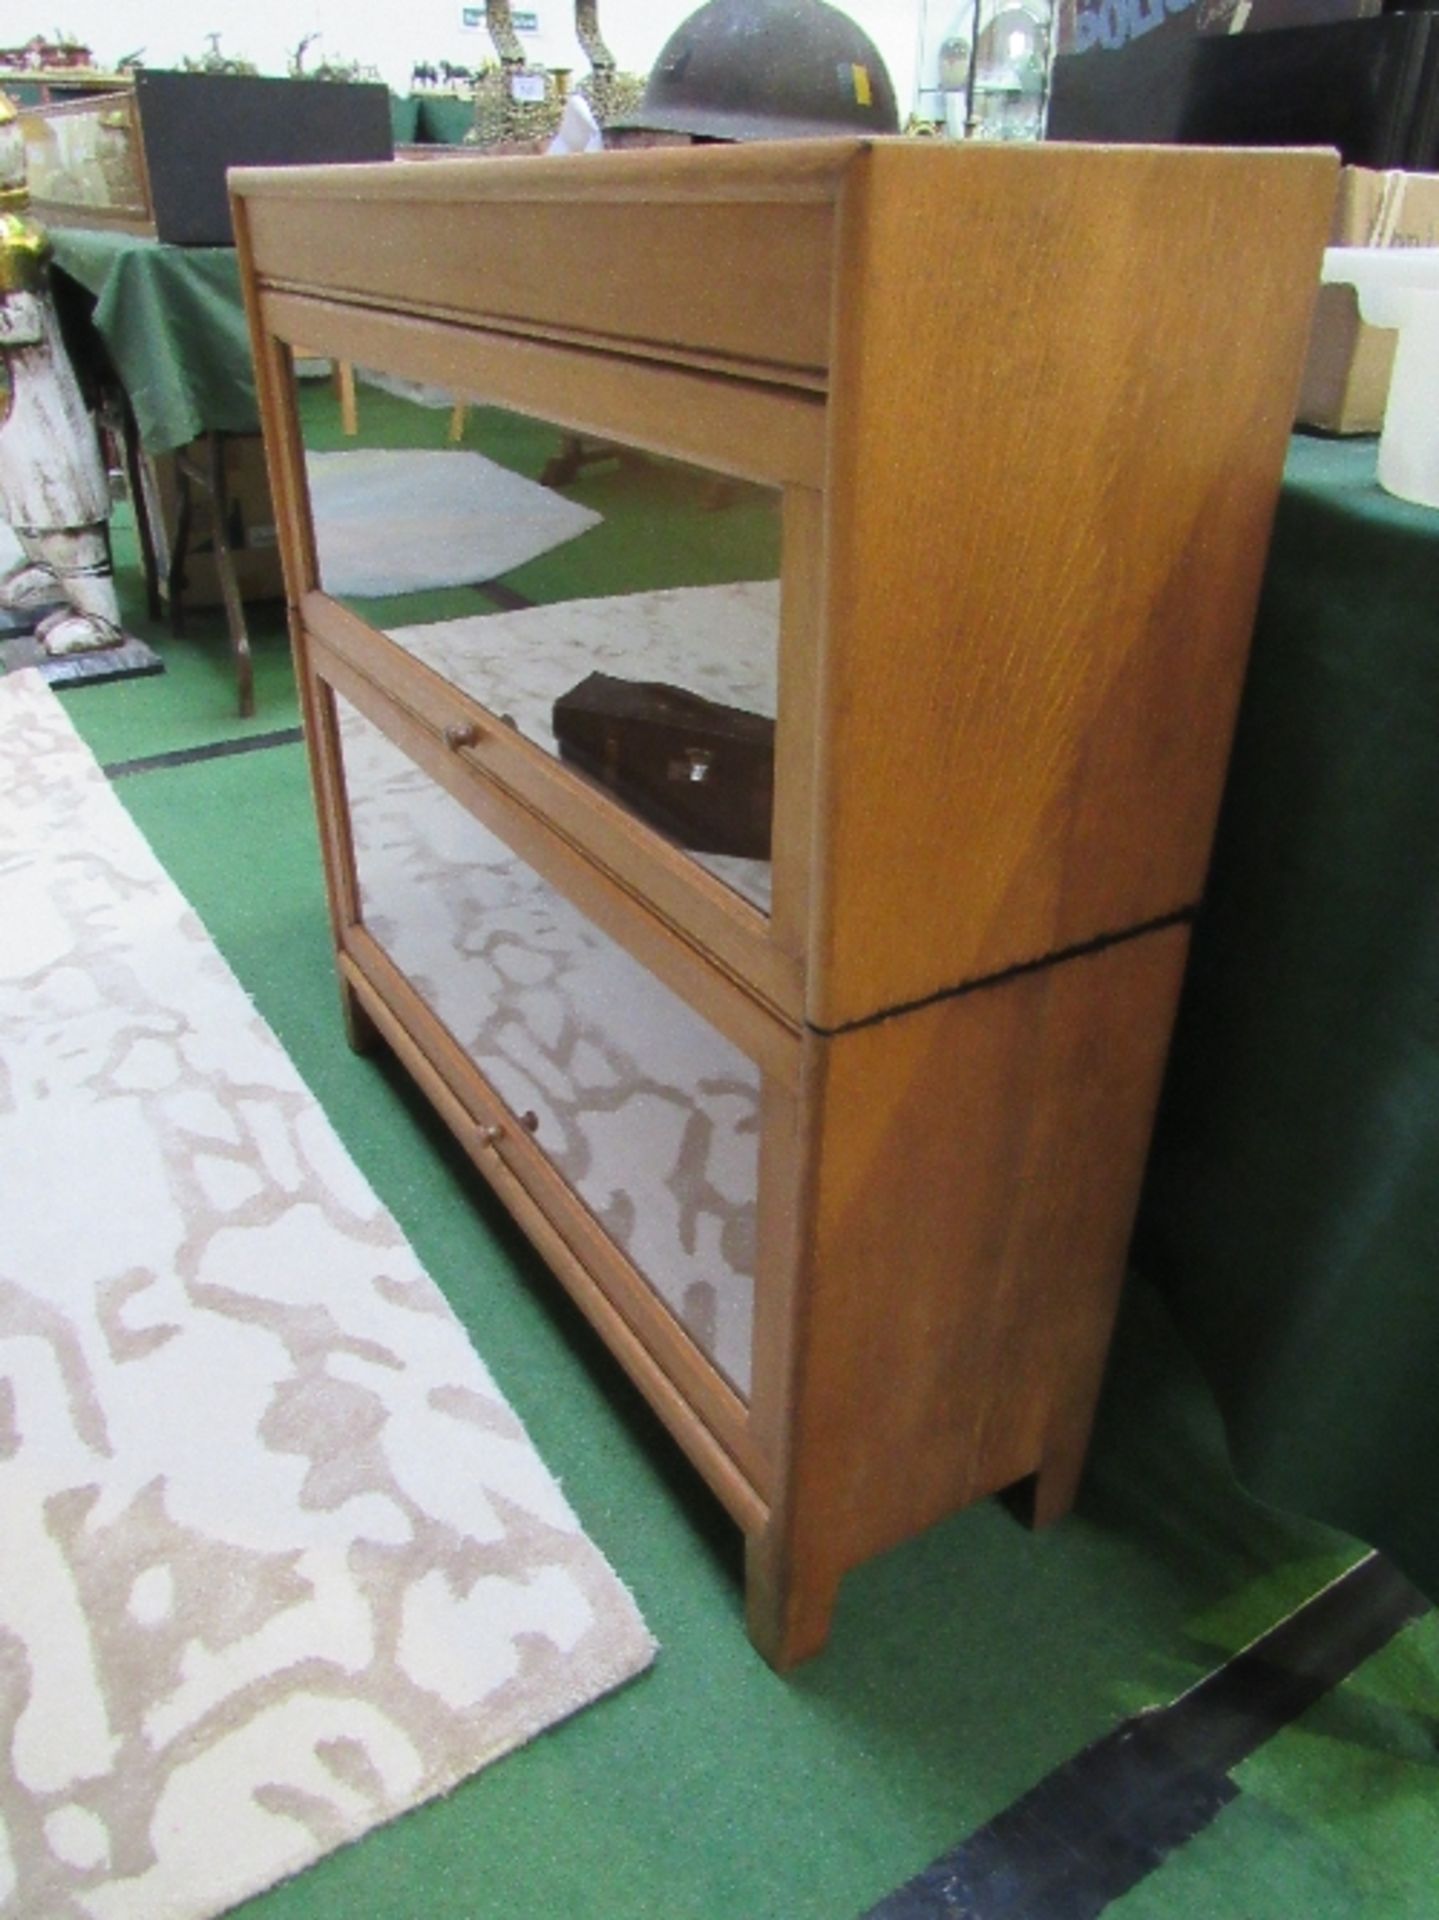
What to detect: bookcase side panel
<box><xmin>809</xmin><ymin>141</ymin><xmax>1337</xmax><ymax>1030</ymax></box>
<box><xmin>751</xmin><ymin>923</ymin><xmax>1189</xmax><ymax>1665</ymax></box>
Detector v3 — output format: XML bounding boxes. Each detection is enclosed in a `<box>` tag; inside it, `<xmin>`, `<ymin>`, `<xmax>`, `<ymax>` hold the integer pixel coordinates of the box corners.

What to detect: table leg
<box><xmin>167</xmin><ymin>457</ymin><xmax>192</xmax><ymax>636</ymax></box>
<box><xmin>116</xmin><ymin>393</ymin><xmax>164</xmax><ymax>623</ymax></box>
<box><xmin>169</xmin><ymin>434</ymin><xmax>256</xmax><ymax>716</ymax></box>
<box><xmin>203</xmin><ymin>432</ymin><xmax>255</xmax><ymax>718</ymax></box>
<box><xmin>337</xmin><ymin>360</ymin><xmax>359</xmax><ymax>437</ymax></box>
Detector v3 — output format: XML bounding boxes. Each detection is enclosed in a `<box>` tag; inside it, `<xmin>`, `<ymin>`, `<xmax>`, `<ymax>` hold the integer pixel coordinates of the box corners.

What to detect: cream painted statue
<box><xmin>0</xmin><ymin>93</ymin><xmax>122</xmax><ymax>654</ymax></box>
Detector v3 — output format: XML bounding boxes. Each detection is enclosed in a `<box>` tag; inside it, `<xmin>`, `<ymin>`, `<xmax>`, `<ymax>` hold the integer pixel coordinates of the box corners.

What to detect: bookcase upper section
<box><xmin>233</xmin><ymin>138</ymin><xmax>1337</xmax><ymax>1031</ymax></box>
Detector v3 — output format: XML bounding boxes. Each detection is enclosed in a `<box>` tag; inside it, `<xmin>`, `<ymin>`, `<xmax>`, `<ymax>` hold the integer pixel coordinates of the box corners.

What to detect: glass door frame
<box><xmin>245</xmin><ymin>286</ymin><xmax>827</xmax><ymax>1029</ymax></box>
<box><xmin>239</xmin><ymin>280</ymin><xmax>825</xmax><ymax>1522</ymax></box>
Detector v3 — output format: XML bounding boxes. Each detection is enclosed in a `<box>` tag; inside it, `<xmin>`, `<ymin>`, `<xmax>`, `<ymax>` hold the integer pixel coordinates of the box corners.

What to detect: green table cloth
<box><xmin>49</xmin><ymin>227</ymin><xmax>259</xmax><ymax>453</ymax></box>
<box><xmin>390</xmin><ymin>94</ymin><xmax>473</xmax><ymax>145</ymax></box>
<box><xmin>415</xmin><ymin>94</ymin><xmax>476</xmax><ymax>145</ymax></box>
<box><xmin>389</xmin><ymin>93</ymin><xmax>423</xmax><ymax>144</ymax></box>
<box><xmin>1138</xmin><ymin>435</ymin><xmax>1439</xmax><ymax>1597</ymax></box>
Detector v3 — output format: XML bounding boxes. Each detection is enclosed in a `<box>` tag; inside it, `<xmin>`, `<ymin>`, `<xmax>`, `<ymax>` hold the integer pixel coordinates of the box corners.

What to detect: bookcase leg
<box><xmin>1032</xmin><ymin>1438</ymin><xmax>1091</xmax><ymax>1528</ymax></box>
<box><xmin>1006</xmin><ymin>1394</ymin><xmax>1102</xmax><ymax>1532</ymax></box>
<box><xmin>744</xmin><ymin>1527</ymin><xmax>842</xmax><ymax>1671</ymax></box>
<box><xmin>340</xmin><ymin>977</ymin><xmax>380</xmax><ymax>1055</ymax></box>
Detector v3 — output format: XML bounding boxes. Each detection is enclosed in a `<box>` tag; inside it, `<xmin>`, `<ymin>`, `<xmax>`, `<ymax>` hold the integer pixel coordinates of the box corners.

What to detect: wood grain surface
<box><xmin>811</xmin><ymin>141</ymin><xmax>1337</xmax><ymax>1027</ymax></box>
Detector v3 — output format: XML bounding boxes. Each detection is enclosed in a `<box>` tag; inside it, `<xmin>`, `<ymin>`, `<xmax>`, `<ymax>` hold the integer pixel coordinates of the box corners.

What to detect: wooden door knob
<box><xmin>444</xmin><ymin>720</ymin><xmax>481</xmax><ymax>750</ymax></box>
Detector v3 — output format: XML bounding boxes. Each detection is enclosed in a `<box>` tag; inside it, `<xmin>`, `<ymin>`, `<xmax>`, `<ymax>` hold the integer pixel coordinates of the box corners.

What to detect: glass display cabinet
<box><xmin>231</xmin><ymin>138</ymin><xmax>1335</xmax><ymax>1666</ymax></box>
<box><xmin>19</xmin><ymin>88</ymin><xmax>150</xmax><ymax>229</ymax></box>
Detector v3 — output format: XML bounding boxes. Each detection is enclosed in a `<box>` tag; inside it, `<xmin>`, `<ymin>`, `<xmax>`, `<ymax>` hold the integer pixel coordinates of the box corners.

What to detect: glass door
<box><xmin>298</xmin><ymin>381</ymin><xmax>784</xmax><ymax>920</ymax></box>
<box><xmin>334</xmin><ymin>690</ymin><xmax>765</xmax><ymax>1400</ymax></box>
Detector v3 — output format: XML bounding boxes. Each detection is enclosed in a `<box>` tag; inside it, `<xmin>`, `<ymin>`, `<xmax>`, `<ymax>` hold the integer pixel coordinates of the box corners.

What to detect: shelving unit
<box><xmin>233</xmin><ymin>137</ymin><xmax>1334</xmax><ymax>1665</ymax></box>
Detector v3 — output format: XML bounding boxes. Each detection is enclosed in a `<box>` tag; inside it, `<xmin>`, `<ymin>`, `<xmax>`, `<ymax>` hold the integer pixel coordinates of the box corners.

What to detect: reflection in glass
<box><xmin>387</xmin><ymin>581</ymin><xmax>778</xmax><ymax>907</ymax></box>
<box><xmin>21</xmin><ymin>98</ymin><xmax>147</xmax><ymax>215</ymax></box>
<box><xmin>301</xmin><ymin>389</ymin><xmax>781</xmax><ymax>912</ymax></box>
<box><xmin>972</xmin><ymin>2</ymin><xmax>1052</xmax><ymax>141</ymax></box>
<box><xmin>338</xmin><ymin>694</ymin><xmax>760</xmax><ymax>1396</ymax></box>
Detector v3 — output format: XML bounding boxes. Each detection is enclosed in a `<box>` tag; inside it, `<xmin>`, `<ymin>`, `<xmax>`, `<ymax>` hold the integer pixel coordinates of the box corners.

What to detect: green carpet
<box><xmin>30</xmin><ymin>393</ymin><xmax>1438</xmax><ymax>1919</ymax></box>
<box><xmin>51</xmin><ymin>502</ymin><xmax>299</xmax><ymax>769</ymax></box>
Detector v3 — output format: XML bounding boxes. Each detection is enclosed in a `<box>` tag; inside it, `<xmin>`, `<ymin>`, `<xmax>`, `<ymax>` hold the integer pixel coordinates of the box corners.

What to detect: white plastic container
<box><xmin>1321</xmin><ymin>245</ymin><xmax>1439</xmax><ymax>509</ymax></box>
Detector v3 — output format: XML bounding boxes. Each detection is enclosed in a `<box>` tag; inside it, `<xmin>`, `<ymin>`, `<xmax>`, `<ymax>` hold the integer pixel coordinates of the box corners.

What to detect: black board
<box><xmin>1048</xmin><ymin>13</ymin><xmax>1439</xmax><ymax>169</ymax></box>
<box><xmin>134</xmin><ymin>70</ymin><xmax>394</xmax><ymax>245</ymax></box>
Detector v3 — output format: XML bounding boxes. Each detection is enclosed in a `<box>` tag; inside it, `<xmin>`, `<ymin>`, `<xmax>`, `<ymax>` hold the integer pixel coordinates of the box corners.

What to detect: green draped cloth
<box><xmin>49</xmin><ymin>227</ymin><xmax>259</xmax><ymax>453</ymax></box>
<box><xmin>415</xmin><ymin>95</ymin><xmax>477</xmax><ymax>144</ymax></box>
<box><xmin>390</xmin><ymin>93</ymin><xmax>423</xmax><ymax>143</ymax></box>
<box><xmin>1138</xmin><ymin>435</ymin><xmax>1439</xmax><ymax>1596</ymax></box>
<box><xmin>390</xmin><ymin>94</ymin><xmax>473</xmax><ymax>145</ymax></box>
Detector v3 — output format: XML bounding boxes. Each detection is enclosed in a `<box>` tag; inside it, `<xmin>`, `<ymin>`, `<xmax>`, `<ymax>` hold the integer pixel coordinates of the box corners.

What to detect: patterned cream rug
<box><xmin>0</xmin><ymin>670</ymin><xmax>654</xmax><ymax>1920</ymax></box>
<box><xmin>306</xmin><ymin>449</ymin><xmax>602</xmax><ymax>600</ymax></box>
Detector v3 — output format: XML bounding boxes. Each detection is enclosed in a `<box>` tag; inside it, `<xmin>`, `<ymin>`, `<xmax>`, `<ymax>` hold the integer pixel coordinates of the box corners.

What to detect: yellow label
<box><xmin>852</xmin><ymin>63</ymin><xmax>873</xmax><ymax>107</ymax></box>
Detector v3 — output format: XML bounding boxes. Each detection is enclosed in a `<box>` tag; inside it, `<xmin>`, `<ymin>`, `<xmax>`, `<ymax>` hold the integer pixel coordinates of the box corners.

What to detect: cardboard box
<box><xmin>1298</xmin><ymin>166</ymin><xmax>1439</xmax><ymax>433</ymax></box>
<box><xmin>151</xmin><ymin>434</ymin><xmax>285</xmax><ymax>611</ymax></box>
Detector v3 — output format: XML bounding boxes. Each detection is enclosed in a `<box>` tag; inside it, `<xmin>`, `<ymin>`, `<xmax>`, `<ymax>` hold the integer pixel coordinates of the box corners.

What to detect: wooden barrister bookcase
<box><xmin>232</xmin><ymin>138</ymin><xmax>1335</xmax><ymax>1666</ymax></box>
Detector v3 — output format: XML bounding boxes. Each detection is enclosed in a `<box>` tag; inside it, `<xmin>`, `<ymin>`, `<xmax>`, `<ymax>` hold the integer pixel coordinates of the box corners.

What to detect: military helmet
<box><xmin>621</xmin><ymin>0</ymin><xmax>899</xmax><ymax>142</ymax></box>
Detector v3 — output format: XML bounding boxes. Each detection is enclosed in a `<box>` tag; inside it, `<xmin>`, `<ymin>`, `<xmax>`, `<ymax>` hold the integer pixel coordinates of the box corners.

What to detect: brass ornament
<box><xmin>0</xmin><ymin>211</ymin><xmax>51</xmax><ymax>294</ymax></box>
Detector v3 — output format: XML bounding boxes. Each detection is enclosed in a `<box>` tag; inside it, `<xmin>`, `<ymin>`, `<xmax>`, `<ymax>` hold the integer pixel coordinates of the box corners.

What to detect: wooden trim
<box><xmin>31</xmin><ymin>199</ymin><xmax>154</xmax><ymax>234</ymax></box>
<box><xmin>307</xmin><ymin>591</ymin><xmax>805</xmax><ymax>1038</ymax></box>
<box><xmin>22</xmin><ymin>90</ymin><xmax>132</xmax><ymax>121</ymax></box>
<box><xmin>233</xmin><ymin>195</ymin><xmax>354</xmax><ymax>966</ymax></box>
<box><xmin>339</xmin><ymin>944</ymin><xmax>771</xmax><ymax>1525</ymax></box>
<box><xmin>230</xmin><ymin>137</ymin><xmax>861</xmax><ymax>207</ymax></box>
<box><xmin>315</xmin><ymin>630</ymin><xmax>802</xmax><ymax>1092</ymax></box>
<box><xmin>745</xmin><ymin>1067</ymin><xmax>810</xmax><ymax>1477</ymax></box>
<box><xmin>259</xmin><ymin>280</ymin><xmax>830</xmax><ymax>395</ymax></box>
<box><xmin>306</xmin><ymin>679</ymin><xmax>366</xmax><ymax>926</ymax></box>
<box><xmin>233</xmin><ymin>199</ymin><xmax>321</xmax><ymax>605</ymax></box>
<box><xmin>769</xmin><ymin>486</ymin><xmax>825</xmax><ymax>967</ymax></box>
<box><xmin>258</xmin><ymin>290</ymin><xmax>826</xmax><ymax>490</ymax></box>
<box><xmin>238</xmin><ymin>161</ymin><xmax>839</xmax><ymax>381</ymax></box>
<box><xmin>128</xmin><ymin>90</ymin><xmax>158</xmax><ymax>234</ymax></box>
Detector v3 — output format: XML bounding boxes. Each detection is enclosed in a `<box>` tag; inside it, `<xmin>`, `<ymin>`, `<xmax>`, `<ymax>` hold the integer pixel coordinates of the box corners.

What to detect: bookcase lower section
<box><xmin>745</xmin><ymin>925</ymin><xmax>1191</xmax><ymax>1666</ymax></box>
<box><xmin>328</xmin><ymin>806</ymin><xmax>1189</xmax><ymax>1667</ymax></box>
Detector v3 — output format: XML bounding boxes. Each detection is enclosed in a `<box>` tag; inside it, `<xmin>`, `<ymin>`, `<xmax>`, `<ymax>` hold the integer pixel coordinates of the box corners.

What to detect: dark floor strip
<box><xmin>863</xmin><ymin>1554</ymin><xmax>1428</xmax><ymax>1920</ymax></box>
<box><xmin>2</xmin><ymin>633</ymin><xmax>164</xmax><ymax>689</ymax></box>
<box><xmin>104</xmin><ymin>726</ymin><xmax>305</xmax><ymax>780</ymax></box>
<box><xmin>813</xmin><ymin>907</ymin><xmax>1197</xmax><ymax>1039</ymax></box>
<box><xmin>471</xmin><ymin>580</ymin><xmax>537</xmax><ymax>612</ymax></box>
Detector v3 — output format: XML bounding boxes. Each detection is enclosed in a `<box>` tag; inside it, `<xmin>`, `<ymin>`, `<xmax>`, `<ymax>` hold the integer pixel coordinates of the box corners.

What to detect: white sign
<box><xmin>459</xmin><ymin>7</ymin><xmax>541</xmax><ymax>28</ymax></box>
